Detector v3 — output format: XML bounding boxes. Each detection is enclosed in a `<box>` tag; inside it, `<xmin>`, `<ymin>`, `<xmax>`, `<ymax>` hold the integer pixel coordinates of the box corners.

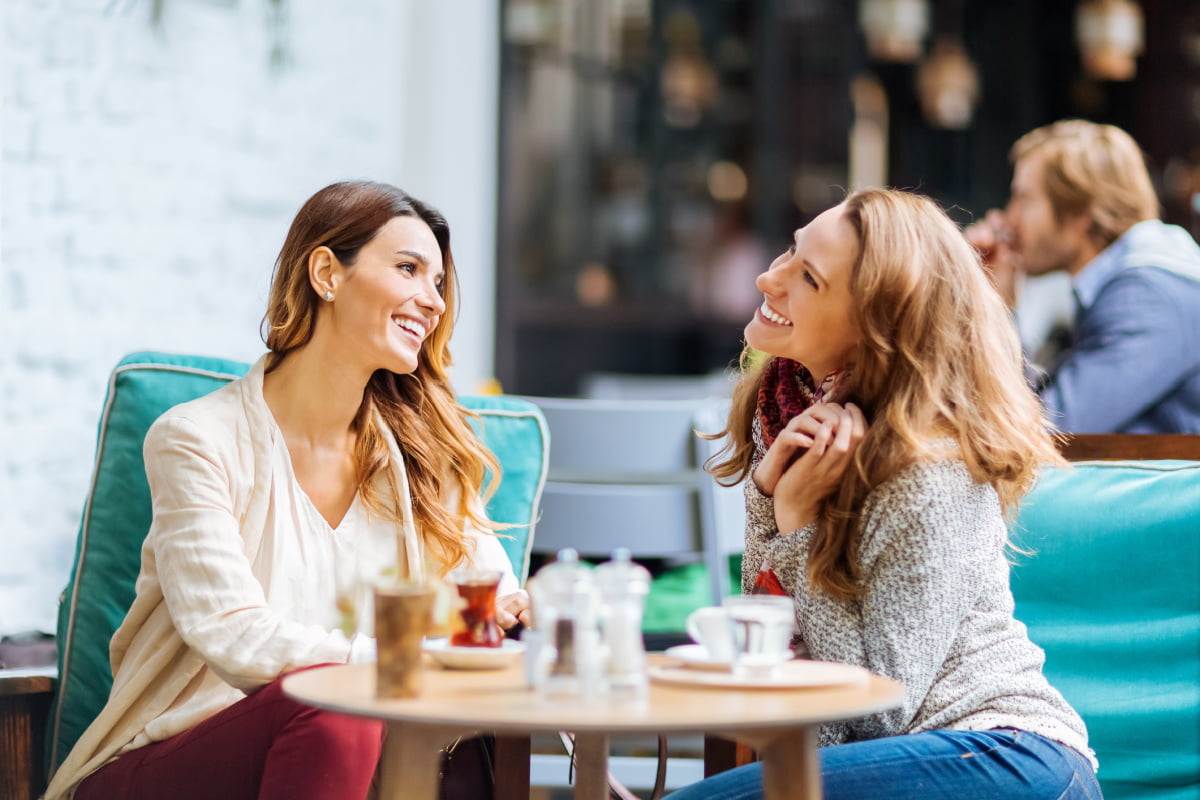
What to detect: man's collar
<box><xmin>1071</xmin><ymin>224</ymin><xmax>1137</xmax><ymax>310</ymax></box>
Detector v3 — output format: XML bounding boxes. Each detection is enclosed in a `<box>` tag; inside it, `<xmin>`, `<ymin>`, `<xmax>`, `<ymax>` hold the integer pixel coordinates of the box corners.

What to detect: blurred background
<box><xmin>498</xmin><ymin>0</ymin><xmax>1200</xmax><ymax>394</ymax></box>
<box><xmin>2</xmin><ymin>0</ymin><xmax>1199</xmax><ymax>634</ymax></box>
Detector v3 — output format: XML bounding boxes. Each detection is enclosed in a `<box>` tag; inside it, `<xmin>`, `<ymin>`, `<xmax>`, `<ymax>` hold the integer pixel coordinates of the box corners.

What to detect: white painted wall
<box><xmin>0</xmin><ymin>0</ymin><xmax>499</xmax><ymax>633</ymax></box>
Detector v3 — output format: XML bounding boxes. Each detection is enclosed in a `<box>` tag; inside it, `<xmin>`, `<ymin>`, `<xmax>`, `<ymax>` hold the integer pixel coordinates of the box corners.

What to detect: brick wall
<box><xmin>0</xmin><ymin>0</ymin><xmax>498</xmax><ymax>632</ymax></box>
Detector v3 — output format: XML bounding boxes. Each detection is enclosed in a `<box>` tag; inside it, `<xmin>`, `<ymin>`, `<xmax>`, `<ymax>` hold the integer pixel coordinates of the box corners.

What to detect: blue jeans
<box><xmin>667</xmin><ymin>729</ymin><xmax>1102</xmax><ymax>800</ymax></box>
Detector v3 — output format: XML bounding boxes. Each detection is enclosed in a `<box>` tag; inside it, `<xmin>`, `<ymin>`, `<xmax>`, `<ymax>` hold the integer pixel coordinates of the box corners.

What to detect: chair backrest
<box><xmin>518</xmin><ymin>395</ymin><xmax>734</xmax><ymax>604</ymax></box>
<box><xmin>1011</xmin><ymin>437</ymin><xmax>1200</xmax><ymax>800</ymax></box>
<box><xmin>46</xmin><ymin>351</ymin><xmax>547</xmax><ymax>776</ymax></box>
<box><xmin>1057</xmin><ymin>433</ymin><xmax>1200</xmax><ymax>461</ymax></box>
<box><xmin>581</xmin><ymin>370</ymin><xmax>737</xmax><ymax>401</ymax></box>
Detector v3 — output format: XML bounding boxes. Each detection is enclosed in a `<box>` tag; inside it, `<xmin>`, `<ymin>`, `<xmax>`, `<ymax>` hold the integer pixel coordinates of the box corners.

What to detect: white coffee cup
<box><xmin>686</xmin><ymin>595</ymin><xmax>795</xmax><ymax>673</ymax></box>
<box><xmin>685</xmin><ymin>606</ymin><xmax>737</xmax><ymax>661</ymax></box>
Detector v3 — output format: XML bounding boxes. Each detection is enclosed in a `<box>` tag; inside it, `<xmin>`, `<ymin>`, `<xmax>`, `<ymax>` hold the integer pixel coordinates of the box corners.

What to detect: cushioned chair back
<box><xmin>46</xmin><ymin>351</ymin><xmax>548</xmax><ymax>776</ymax></box>
<box><xmin>1011</xmin><ymin>460</ymin><xmax>1200</xmax><ymax>800</ymax></box>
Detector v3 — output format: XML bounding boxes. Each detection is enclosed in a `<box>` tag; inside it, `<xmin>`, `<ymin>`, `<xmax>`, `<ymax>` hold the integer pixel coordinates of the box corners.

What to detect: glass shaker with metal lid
<box><xmin>528</xmin><ymin>548</ymin><xmax>602</xmax><ymax>698</ymax></box>
<box><xmin>595</xmin><ymin>548</ymin><xmax>652</xmax><ymax>697</ymax></box>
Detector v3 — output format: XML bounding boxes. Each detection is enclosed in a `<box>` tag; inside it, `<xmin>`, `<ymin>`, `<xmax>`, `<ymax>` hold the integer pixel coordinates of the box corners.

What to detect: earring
<box><xmin>323</xmin><ymin>291</ymin><xmax>334</xmax><ymax>301</ymax></box>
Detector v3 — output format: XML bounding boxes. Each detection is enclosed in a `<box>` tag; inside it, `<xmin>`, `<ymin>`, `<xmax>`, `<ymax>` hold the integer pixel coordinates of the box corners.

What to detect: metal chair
<box><xmin>519</xmin><ymin>395</ymin><xmax>738</xmax><ymax>604</ymax></box>
<box><xmin>581</xmin><ymin>370</ymin><xmax>737</xmax><ymax>402</ymax></box>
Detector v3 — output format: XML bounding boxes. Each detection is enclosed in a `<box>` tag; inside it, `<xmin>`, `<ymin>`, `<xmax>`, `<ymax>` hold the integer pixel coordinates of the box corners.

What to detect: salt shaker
<box><xmin>595</xmin><ymin>548</ymin><xmax>651</xmax><ymax>697</ymax></box>
<box><xmin>529</xmin><ymin>548</ymin><xmax>602</xmax><ymax>699</ymax></box>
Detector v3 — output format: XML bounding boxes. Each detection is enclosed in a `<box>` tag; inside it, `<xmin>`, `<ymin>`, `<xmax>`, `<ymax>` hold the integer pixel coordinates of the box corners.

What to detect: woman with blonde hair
<box><xmin>669</xmin><ymin>188</ymin><xmax>1101</xmax><ymax>799</ymax></box>
<box><xmin>47</xmin><ymin>180</ymin><xmax>528</xmax><ymax>800</ymax></box>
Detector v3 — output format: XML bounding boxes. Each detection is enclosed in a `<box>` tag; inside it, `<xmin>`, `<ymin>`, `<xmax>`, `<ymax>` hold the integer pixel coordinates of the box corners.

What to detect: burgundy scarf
<box><xmin>756</xmin><ymin>358</ymin><xmax>848</xmax><ymax>449</ymax></box>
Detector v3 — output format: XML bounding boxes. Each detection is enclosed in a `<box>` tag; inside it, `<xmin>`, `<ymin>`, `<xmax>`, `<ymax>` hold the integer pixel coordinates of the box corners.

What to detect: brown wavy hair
<box><xmin>261</xmin><ymin>180</ymin><xmax>499</xmax><ymax>575</ymax></box>
<box><xmin>709</xmin><ymin>188</ymin><xmax>1066</xmax><ymax>601</ymax></box>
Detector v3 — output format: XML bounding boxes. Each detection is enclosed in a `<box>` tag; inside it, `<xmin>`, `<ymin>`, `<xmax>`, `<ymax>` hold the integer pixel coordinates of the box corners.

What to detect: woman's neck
<box><xmin>262</xmin><ymin>342</ymin><xmax>370</xmax><ymax>450</ymax></box>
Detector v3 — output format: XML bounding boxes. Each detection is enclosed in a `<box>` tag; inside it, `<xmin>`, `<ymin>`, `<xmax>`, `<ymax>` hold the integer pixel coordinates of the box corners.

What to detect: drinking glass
<box><xmin>374</xmin><ymin>582</ymin><xmax>435</xmax><ymax>698</ymax></box>
<box><xmin>723</xmin><ymin>594</ymin><xmax>795</xmax><ymax>678</ymax></box>
<box><xmin>448</xmin><ymin>568</ymin><xmax>504</xmax><ymax>648</ymax></box>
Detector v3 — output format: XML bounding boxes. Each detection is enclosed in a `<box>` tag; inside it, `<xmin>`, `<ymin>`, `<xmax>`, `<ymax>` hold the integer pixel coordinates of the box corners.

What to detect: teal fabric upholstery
<box><xmin>46</xmin><ymin>351</ymin><xmax>548</xmax><ymax>776</ymax></box>
<box><xmin>1011</xmin><ymin>460</ymin><xmax>1200</xmax><ymax>800</ymax></box>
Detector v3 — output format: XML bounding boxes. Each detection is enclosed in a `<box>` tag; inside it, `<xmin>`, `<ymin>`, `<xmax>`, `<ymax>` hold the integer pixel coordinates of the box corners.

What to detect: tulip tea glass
<box><xmin>448</xmin><ymin>568</ymin><xmax>504</xmax><ymax>648</ymax></box>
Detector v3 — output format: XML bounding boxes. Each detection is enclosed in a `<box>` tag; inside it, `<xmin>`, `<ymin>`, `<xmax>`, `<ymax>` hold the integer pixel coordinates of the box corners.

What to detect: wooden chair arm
<box><xmin>0</xmin><ymin>670</ymin><xmax>55</xmax><ymax>800</ymax></box>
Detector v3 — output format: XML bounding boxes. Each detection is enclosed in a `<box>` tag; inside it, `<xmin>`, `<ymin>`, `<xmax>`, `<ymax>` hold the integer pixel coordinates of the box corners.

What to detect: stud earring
<box><xmin>323</xmin><ymin>291</ymin><xmax>334</xmax><ymax>301</ymax></box>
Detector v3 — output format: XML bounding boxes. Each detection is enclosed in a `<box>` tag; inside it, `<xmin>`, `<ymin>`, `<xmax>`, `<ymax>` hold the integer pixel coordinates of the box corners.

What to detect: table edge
<box><xmin>283</xmin><ymin>663</ymin><xmax>905</xmax><ymax>736</ymax></box>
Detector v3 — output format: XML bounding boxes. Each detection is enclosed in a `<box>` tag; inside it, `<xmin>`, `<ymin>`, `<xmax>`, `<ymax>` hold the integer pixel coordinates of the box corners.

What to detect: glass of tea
<box><xmin>374</xmin><ymin>581</ymin><xmax>436</xmax><ymax>697</ymax></box>
<box><xmin>448</xmin><ymin>568</ymin><xmax>504</xmax><ymax>648</ymax></box>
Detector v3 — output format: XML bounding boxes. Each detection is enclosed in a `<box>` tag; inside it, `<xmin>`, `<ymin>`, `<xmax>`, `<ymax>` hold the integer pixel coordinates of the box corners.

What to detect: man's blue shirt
<box><xmin>1040</xmin><ymin>220</ymin><xmax>1200</xmax><ymax>433</ymax></box>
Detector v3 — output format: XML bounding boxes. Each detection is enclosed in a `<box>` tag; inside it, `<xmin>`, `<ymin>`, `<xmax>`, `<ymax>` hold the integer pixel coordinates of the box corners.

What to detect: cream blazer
<box><xmin>45</xmin><ymin>357</ymin><xmax>517</xmax><ymax>799</ymax></box>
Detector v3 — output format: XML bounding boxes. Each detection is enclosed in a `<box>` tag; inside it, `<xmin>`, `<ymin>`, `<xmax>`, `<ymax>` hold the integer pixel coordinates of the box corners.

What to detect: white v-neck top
<box><xmin>46</xmin><ymin>357</ymin><xmax>518</xmax><ymax>799</ymax></box>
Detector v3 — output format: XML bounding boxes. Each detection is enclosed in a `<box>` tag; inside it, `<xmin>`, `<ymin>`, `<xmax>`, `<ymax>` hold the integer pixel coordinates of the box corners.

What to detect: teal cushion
<box><xmin>1012</xmin><ymin>460</ymin><xmax>1200</xmax><ymax>800</ymax></box>
<box><xmin>457</xmin><ymin>394</ymin><xmax>548</xmax><ymax>583</ymax></box>
<box><xmin>47</xmin><ymin>351</ymin><xmax>547</xmax><ymax>776</ymax></box>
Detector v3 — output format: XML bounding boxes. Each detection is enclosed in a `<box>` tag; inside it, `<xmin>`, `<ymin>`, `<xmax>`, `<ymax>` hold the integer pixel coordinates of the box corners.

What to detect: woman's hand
<box><xmin>496</xmin><ymin>589</ymin><xmax>531</xmax><ymax>631</ymax></box>
<box><xmin>756</xmin><ymin>402</ymin><xmax>867</xmax><ymax>533</ymax></box>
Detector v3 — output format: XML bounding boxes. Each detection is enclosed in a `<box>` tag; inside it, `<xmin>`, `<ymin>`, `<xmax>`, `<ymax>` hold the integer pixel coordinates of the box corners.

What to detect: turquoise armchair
<box><xmin>1011</xmin><ymin>457</ymin><xmax>1200</xmax><ymax>800</ymax></box>
<box><xmin>44</xmin><ymin>351</ymin><xmax>548</xmax><ymax>779</ymax></box>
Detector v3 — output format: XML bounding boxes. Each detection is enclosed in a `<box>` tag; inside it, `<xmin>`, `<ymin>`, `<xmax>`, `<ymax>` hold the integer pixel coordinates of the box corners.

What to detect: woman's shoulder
<box><xmin>880</xmin><ymin>455</ymin><xmax>978</xmax><ymax>498</ymax></box>
<box><xmin>859</xmin><ymin>455</ymin><xmax>1004</xmax><ymax>552</ymax></box>
<box><xmin>145</xmin><ymin>369</ymin><xmax>264</xmax><ymax>455</ymax></box>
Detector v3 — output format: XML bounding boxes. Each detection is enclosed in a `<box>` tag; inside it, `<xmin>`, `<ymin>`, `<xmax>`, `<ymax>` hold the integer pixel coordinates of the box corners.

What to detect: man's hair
<box><xmin>1011</xmin><ymin>119</ymin><xmax>1159</xmax><ymax>250</ymax></box>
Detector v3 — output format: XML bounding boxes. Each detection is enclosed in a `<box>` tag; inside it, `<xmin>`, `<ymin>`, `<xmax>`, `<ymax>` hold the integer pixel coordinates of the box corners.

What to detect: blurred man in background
<box><xmin>968</xmin><ymin>119</ymin><xmax>1200</xmax><ymax>434</ymax></box>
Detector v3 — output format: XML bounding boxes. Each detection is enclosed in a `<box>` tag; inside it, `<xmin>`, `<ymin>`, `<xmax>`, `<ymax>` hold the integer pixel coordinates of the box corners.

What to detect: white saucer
<box><xmin>663</xmin><ymin>644</ymin><xmax>735</xmax><ymax>672</ymax></box>
<box><xmin>648</xmin><ymin>659</ymin><xmax>870</xmax><ymax>690</ymax></box>
<box><xmin>421</xmin><ymin>638</ymin><xmax>525</xmax><ymax>670</ymax></box>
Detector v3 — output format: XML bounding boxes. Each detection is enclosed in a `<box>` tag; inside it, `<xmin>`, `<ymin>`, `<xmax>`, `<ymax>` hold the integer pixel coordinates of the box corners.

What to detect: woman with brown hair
<box><xmin>669</xmin><ymin>188</ymin><xmax>1101</xmax><ymax>799</ymax></box>
<box><xmin>46</xmin><ymin>181</ymin><xmax>528</xmax><ymax>800</ymax></box>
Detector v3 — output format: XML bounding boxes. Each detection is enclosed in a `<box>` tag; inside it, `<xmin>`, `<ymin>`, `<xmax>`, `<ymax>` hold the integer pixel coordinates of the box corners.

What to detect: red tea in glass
<box><xmin>449</xmin><ymin>569</ymin><xmax>503</xmax><ymax>648</ymax></box>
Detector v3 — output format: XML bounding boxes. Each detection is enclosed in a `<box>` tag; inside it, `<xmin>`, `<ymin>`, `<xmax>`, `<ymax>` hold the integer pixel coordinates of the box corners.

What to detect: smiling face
<box><xmin>745</xmin><ymin>203</ymin><xmax>862</xmax><ymax>380</ymax></box>
<box><xmin>321</xmin><ymin>215</ymin><xmax>447</xmax><ymax>377</ymax></box>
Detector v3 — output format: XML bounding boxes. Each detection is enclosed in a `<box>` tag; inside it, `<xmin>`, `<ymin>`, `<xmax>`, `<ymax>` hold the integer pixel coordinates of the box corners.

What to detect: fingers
<box><xmin>496</xmin><ymin>590</ymin><xmax>530</xmax><ymax>630</ymax></box>
<box><xmin>797</xmin><ymin>403</ymin><xmax>865</xmax><ymax>470</ymax></box>
<box><xmin>846</xmin><ymin>402</ymin><xmax>867</xmax><ymax>442</ymax></box>
<box><xmin>808</xmin><ymin>416</ymin><xmax>835</xmax><ymax>456</ymax></box>
<box><xmin>965</xmin><ymin>209</ymin><xmax>1016</xmax><ymax>271</ymax></box>
<box><xmin>984</xmin><ymin>209</ymin><xmax>1010</xmax><ymax>238</ymax></box>
<box><xmin>831</xmin><ymin>407</ymin><xmax>855</xmax><ymax>453</ymax></box>
<box><xmin>759</xmin><ymin>402</ymin><xmax>866</xmax><ymax>496</ymax></box>
<box><xmin>964</xmin><ymin>220</ymin><xmax>996</xmax><ymax>252</ymax></box>
<box><xmin>783</xmin><ymin>403</ymin><xmax>843</xmax><ymax>441</ymax></box>
<box><xmin>771</xmin><ymin>403</ymin><xmax>869</xmax><ymax>531</ymax></box>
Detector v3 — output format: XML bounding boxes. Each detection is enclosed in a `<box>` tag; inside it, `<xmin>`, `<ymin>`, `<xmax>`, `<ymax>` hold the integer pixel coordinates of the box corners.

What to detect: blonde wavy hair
<box><xmin>710</xmin><ymin>188</ymin><xmax>1066</xmax><ymax>601</ymax></box>
<box><xmin>1012</xmin><ymin>119</ymin><xmax>1159</xmax><ymax>250</ymax></box>
<box><xmin>262</xmin><ymin>181</ymin><xmax>499</xmax><ymax>576</ymax></box>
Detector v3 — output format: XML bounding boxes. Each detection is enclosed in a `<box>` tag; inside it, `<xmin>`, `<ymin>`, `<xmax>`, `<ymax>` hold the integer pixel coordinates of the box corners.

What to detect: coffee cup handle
<box><xmin>685</xmin><ymin>607</ymin><xmax>723</xmax><ymax>646</ymax></box>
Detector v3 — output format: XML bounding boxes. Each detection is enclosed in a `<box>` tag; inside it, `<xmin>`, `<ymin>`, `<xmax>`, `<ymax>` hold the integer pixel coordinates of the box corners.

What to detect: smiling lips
<box><xmin>759</xmin><ymin>301</ymin><xmax>793</xmax><ymax>327</ymax></box>
<box><xmin>392</xmin><ymin>316</ymin><xmax>427</xmax><ymax>340</ymax></box>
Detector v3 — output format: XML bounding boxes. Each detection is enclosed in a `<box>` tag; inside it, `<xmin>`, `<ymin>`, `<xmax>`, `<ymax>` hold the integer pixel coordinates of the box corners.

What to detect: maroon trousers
<box><xmin>76</xmin><ymin>666</ymin><xmax>384</xmax><ymax>800</ymax></box>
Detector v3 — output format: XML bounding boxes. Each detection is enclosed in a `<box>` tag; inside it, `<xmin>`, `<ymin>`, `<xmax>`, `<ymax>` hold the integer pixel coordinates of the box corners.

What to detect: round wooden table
<box><xmin>283</xmin><ymin>657</ymin><xmax>903</xmax><ymax>800</ymax></box>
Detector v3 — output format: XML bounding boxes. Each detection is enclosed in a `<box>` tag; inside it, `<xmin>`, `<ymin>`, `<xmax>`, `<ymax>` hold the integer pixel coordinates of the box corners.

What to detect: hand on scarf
<box><xmin>754</xmin><ymin>402</ymin><xmax>867</xmax><ymax>533</ymax></box>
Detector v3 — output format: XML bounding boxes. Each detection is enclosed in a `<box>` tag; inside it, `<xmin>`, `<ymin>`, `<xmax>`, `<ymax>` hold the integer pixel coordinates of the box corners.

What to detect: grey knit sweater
<box><xmin>742</xmin><ymin>430</ymin><xmax>1095</xmax><ymax>767</ymax></box>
